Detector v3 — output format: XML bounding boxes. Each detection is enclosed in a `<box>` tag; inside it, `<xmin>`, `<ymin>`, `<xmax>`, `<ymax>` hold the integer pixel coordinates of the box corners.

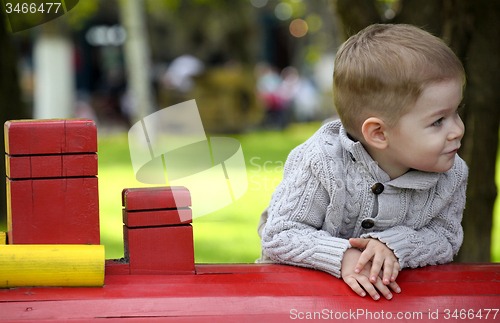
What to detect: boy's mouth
<box><xmin>445</xmin><ymin>147</ymin><xmax>460</xmax><ymax>155</ymax></box>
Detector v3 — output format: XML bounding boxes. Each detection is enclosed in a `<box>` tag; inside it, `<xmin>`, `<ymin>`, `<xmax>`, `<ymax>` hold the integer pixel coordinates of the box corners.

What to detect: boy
<box><xmin>258</xmin><ymin>24</ymin><xmax>468</xmax><ymax>301</ymax></box>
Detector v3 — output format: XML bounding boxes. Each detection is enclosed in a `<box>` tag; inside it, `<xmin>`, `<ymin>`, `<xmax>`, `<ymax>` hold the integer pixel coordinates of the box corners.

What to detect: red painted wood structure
<box><xmin>0</xmin><ymin>263</ymin><xmax>499</xmax><ymax>321</ymax></box>
<box><xmin>5</xmin><ymin>119</ymin><xmax>99</xmax><ymax>245</ymax></box>
<box><xmin>121</xmin><ymin>186</ymin><xmax>195</xmax><ymax>275</ymax></box>
<box><xmin>1</xmin><ymin>119</ymin><xmax>499</xmax><ymax>321</ymax></box>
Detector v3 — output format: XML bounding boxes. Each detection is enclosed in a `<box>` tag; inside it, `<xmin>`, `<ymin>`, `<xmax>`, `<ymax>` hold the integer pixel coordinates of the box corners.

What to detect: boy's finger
<box><xmin>382</xmin><ymin>259</ymin><xmax>394</xmax><ymax>285</ymax></box>
<box><xmin>391</xmin><ymin>262</ymin><xmax>400</xmax><ymax>282</ymax></box>
<box><xmin>369</xmin><ymin>253</ymin><xmax>384</xmax><ymax>283</ymax></box>
<box><xmin>373</xmin><ymin>277</ymin><xmax>393</xmax><ymax>300</ymax></box>
<box><xmin>344</xmin><ymin>277</ymin><xmax>367</xmax><ymax>297</ymax></box>
<box><xmin>357</xmin><ymin>275</ymin><xmax>380</xmax><ymax>301</ymax></box>
<box><xmin>388</xmin><ymin>281</ymin><xmax>401</xmax><ymax>294</ymax></box>
<box><xmin>349</xmin><ymin>238</ymin><xmax>369</xmax><ymax>250</ymax></box>
<box><xmin>374</xmin><ymin>279</ymin><xmax>394</xmax><ymax>300</ymax></box>
<box><xmin>354</xmin><ymin>250</ymin><xmax>374</xmax><ymax>273</ymax></box>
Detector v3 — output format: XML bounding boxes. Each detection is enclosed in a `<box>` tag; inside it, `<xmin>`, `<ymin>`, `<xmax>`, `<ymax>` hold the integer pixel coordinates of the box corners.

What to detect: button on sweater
<box><xmin>261</xmin><ymin>120</ymin><xmax>468</xmax><ymax>278</ymax></box>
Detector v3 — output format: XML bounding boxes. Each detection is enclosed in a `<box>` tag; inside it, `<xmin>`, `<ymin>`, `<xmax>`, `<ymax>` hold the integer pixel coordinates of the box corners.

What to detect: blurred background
<box><xmin>0</xmin><ymin>0</ymin><xmax>499</xmax><ymax>263</ymax></box>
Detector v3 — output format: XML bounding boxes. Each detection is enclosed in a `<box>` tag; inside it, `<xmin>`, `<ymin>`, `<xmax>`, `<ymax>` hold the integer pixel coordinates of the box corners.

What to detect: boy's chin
<box><xmin>430</xmin><ymin>162</ymin><xmax>455</xmax><ymax>174</ymax></box>
<box><xmin>416</xmin><ymin>160</ymin><xmax>455</xmax><ymax>174</ymax></box>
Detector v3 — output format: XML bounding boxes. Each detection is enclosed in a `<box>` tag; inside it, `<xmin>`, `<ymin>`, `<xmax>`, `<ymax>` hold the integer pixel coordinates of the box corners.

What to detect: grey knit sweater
<box><xmin>261</xmin><ymin>119</ymin><xmax>468</xmax><ymax>278</ymax></box>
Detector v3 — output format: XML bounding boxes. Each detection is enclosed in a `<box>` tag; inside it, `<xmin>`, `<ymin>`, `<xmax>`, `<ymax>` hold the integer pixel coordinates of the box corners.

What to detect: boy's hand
<box><xmin>349</xmin><ymin>238</ymin><xmax>400</xmax><ymax>286</ymax></box>
<box><xmin>341</xmin><ymin>248</ymin><xmax>401</xmax><ymax>300</ymax></box>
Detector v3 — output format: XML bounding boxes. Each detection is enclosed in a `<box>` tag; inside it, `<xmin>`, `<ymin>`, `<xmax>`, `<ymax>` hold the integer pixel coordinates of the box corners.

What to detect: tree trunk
<box><xmin>393</xmin><ymin>0</ymin><xmax>444</xmax><ymax>36</ymax></box>
<box><xmin>0</xmin><ymin>12</ymin><xmax>29</xmax><ymax>225</ymax></box>
<box><xmin>333</xmin><ymin>0</ymin><xmax>380</xmax><ymax>39</ymax></box>
<box><xmin>454</xmin><ymin>0</ymin><xmax>500</xmax><ymax>262</ymax></box>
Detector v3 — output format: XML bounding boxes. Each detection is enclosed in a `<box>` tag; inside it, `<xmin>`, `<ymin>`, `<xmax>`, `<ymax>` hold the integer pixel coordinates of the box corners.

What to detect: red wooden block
<box><xmin>124</xmin><ymin>225</ymin><xmax>195</xmax><ymax>275</ymax></box>
<box><xmin>123</xmin><ymin>208</ymin><xmax>192</xmax><ymax>227</ymax></box>
<box><xmin>122</xmin><ymin>186</ymin><xmax>191</xmax><ymax>211</ymax></box>
<box><xmin>6</xmin><ymin>154</ymin><xmax>98</xmax><ymax>179</ymax></box>
<box><xmin>4</xmin><ymin>119</ymin><xmax>97</xmax><ymax>155</ymax></box>
<box><xmin>7</xmin><ymin>177</ymin><xmax>100</xmax><ymax>244</ymax></box>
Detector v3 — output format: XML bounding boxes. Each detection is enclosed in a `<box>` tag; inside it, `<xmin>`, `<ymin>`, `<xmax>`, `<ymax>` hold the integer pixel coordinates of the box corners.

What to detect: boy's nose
<box><xmin>448</xmin><ymin>117</ymin><xmax>465</xmax><ymax>141</ymax></box>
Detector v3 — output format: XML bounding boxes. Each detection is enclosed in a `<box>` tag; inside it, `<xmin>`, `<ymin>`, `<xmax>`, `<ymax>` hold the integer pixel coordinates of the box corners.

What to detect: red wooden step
<box><xmin>123</xmin><ymin>208</ymin><xmax>192</xmax><ymax>228</ymax></box>
<box><xmin>0</xmin><ymin>264</ymin><xmax>498</xmax><ymax>322</ymax></box>
<box><xmin>6</xmin><ymin>154</ymin><xmax>98</xmax><ymax>179</ymax></box>
<box><xmin>4</xmin><ymin>119</ymin><xmax>97</xmax><ymax>155</ymax></box>
<box><xmin>124</xmin><ymin>225</ymin><xmax>195</xmax><ymax>275</ymax></box>
<box><xmin>7</xmin><ymin>177</ymin><xmax>100</xmax><ymax>245</ymax></box>
<box><xmin>122</xmin><ymin>186</ymin><xmax>191</xmax><ymax>211</ymax></box>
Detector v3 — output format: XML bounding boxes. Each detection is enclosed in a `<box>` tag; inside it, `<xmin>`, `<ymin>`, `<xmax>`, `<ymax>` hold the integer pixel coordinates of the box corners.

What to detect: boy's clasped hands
<box><xmin>341</xmin><ymin>238</ymin><xmax>401</xmax><ymax>301</ymax></box>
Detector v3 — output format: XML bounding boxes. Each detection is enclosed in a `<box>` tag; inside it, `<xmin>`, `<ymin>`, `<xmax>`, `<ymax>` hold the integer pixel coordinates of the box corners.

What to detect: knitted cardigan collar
<box><xmin>331</xmin><ymin>119</ymin><xmax>440</xmax><ymax>191</ymax></box>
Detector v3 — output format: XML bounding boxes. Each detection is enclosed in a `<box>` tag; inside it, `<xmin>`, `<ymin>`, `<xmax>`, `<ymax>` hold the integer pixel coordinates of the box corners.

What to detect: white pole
<box><xmin>33</xmin><ymin>35</ymin><xmax>74</xmax><ymax>119</ymax></box>
<box><xmin>120</xmin><ymin>0</ymin><xmax>155</xmax><ymax>123</ymax></box>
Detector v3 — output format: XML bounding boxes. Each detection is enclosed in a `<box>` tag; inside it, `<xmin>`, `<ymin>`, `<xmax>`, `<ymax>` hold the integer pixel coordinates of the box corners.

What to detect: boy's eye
<box><xmin>432</xmin><ymin>117</ymin><xmax>444</xmax><ymax>126</ymax></box>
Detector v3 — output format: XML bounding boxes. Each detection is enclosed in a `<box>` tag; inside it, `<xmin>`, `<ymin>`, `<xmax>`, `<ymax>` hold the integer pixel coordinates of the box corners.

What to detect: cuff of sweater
<box><xmin>309</xmin><ymin>237</ymin><xmax>351</xmax><ymax>278</ymax></box>
<box><xmin>360</xmin><ymin>231</ymin><xmax>412</xmax><ymax>269</ymax></box>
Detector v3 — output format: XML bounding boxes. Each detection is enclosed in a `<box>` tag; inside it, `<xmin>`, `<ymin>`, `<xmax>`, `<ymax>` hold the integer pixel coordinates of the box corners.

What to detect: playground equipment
<box><xmin>0</xmin><ymin>119</ymin><xmax>498</xmax><ymax>322</ymax></box>
<box><xmin>5</xmin><ymin>119</ymin><xmax>99</xmax><ymax>245</ymax></box>
<box><xmin>0</xmin><ymin>245</ymin><xmax>104</xmax><ymax>288</ymax></box>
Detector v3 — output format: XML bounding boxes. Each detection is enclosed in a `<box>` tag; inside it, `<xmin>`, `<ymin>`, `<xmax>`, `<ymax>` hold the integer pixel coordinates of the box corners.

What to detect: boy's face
<box><xmin>385</xmin><ymin>79</ymin><xmax>464</xmax><ymax>174</ymax></box>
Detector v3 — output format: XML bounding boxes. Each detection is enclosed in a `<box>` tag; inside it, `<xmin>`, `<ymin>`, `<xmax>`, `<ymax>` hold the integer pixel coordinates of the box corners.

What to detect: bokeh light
<box><xmin>250</xmin><ymin>0</ymin><xmax>268</xmax><ymax>8</ymax></box>
<box><xmin>289</xmin><ymin>19</ymin><xmax>308</xmax><ymax>38</ymax></box>
<box><xmin>85</xmin><ymin>25</ymin><xmax>127</xmax><ymax>47</ymax></box>
<box><xmin>305</xmin><ymin>14</ymin><xmax>322</xmax><ymax>34</ymax></box>
<box><xmin>385</xmin><ymin>8</ymin><xmax>396</xmax><ymax>20</ymax></box>
<box><xmin>275</xmin><ymin>2</ymin><xmax>293</xmax><ymax>20</ymax></box>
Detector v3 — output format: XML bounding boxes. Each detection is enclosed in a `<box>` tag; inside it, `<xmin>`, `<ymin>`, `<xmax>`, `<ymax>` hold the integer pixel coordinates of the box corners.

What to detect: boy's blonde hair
<box><xmin>333</xmin><ymin>24</ymin><xmax>465</xmax><ymax>138</ymax></box>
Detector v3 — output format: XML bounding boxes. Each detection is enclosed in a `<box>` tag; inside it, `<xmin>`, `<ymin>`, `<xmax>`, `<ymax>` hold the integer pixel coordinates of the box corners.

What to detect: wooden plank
<box><xmin>0</xmin><ymin>245</ymin><xmax>104</xmax><ymax>288</ymax></box>
<box><xmin>0</xmin><ymin>295</ymin><xmax>498</xmax><ymax>322</ymax></box>
<box><xmin>0</xmin><ymin>315</ymin><xmax>296</xmax><ymax>322</ymax></box>
<box><xmin>7</xmin><ymin>177</ymin><xmax>100</xmax><ymax>245</ymax></box>
<box><xmin>194</xmin><ymin>263</ymin><xmax>500</xmax><ymax>282</ymax></box>
<box><xmin>122</xmin><ymin>186</ymin><xmax>191</xmax><ymax>211</ymax></box>
<box><xmin>0</xmin><ymin>264</ymin><xmax>498</xmax><ymax>321</ymax></box>
<box><xmin>124</xmin><ymin>225</ymin><xmax>195</xmax><ymax>275</ymax></box>
<box><xmin>123</xmin><ymin>208</ymin><xmax>192</xmax><ymax>227</ymax></box>
<box><xmin>4</xmin><ymin>119</ymin><xmax>97</xmax><ymax>155</ymax></box>
<box><xmin>6</xmin><ymin>154</ymin><xmax>98</xmax><ymax>179</ymax></box>
<box><xmin>2</xmin><ymin>264</ymin><xmax>499</xmax><ymax>301</ymax></box>
<box><xmin>0</xmin><ymin>264</ymin><xmax>500</xmax><ymax>322</ymax></box>
<box><xmin>195</xmin><ymin>263</ymin><xmax>348</xmax><ymax>275</ymax></box>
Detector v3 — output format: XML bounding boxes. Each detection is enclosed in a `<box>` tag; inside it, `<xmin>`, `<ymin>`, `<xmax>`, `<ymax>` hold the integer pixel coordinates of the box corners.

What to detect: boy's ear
<box><xmin>361</xmin><ymin>117</ymin><xmax>388</xmax><ymax>149</ymax></box>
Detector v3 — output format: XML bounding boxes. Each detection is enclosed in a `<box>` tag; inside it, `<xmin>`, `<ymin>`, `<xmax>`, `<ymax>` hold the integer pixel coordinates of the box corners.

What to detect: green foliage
<box><xmin>65</xmin><ymin>0</ymin><xmax>99</xmax><ymax>30</ymax></box>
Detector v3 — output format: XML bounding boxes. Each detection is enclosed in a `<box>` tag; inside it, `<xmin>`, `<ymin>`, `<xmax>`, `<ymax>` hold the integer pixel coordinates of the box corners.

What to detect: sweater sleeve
<box><xmin>261</xmin><ymin>142</ymin><xmax>351</xmax><ymax>278</ymax></box>
<box><xmin>361</xmin><ymin>159</ymin><xmax>468</xmax><ymax>269</ymax></box>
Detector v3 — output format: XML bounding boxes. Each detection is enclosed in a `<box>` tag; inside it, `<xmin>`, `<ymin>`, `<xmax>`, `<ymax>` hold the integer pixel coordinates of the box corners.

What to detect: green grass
<box><xmin>97</xmin><ymin>122</ymin><xmax>323</xmax><ymax>262</ymax></box>
<box><xmin>492</xmin><ymin>148</ymin><xmax>500</xmax><ymax>262</ymax></box>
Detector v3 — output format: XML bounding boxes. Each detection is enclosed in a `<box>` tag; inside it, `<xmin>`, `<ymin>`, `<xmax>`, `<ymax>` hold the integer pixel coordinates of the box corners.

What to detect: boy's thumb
<box><xmin>349</xmin><ymin>238</ymin><xmax>368</xmax><ymax>249</ymax></box>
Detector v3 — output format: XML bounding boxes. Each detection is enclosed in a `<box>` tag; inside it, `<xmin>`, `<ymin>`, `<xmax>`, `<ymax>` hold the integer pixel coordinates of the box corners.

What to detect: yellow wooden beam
<box><xmin>0</xmin><ymin>232</ymin><xmax>6</xmax><ymax>245</ymax></box>
<box><xmin>0</xmin><ymin>245</ymin><xmax>104</xmax><ymax>288</ymax></box>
